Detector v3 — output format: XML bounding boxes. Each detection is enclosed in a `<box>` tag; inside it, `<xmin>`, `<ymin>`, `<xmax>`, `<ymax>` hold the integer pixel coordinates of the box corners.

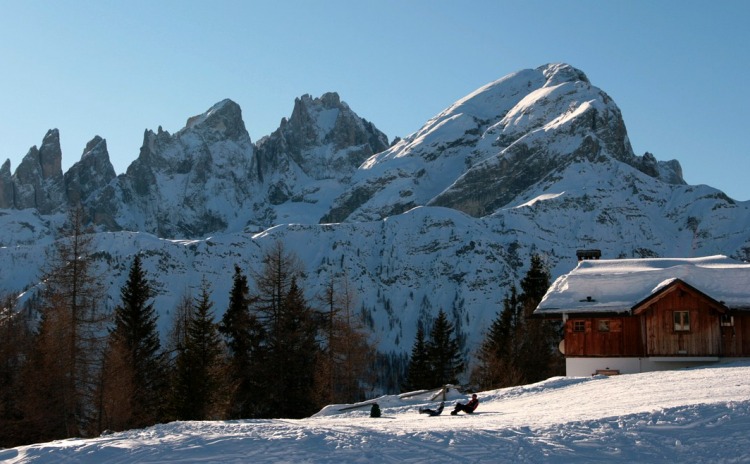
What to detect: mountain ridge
<box><xmin>0</xmin><ymin>63</ymin><xmax>689</xmax><ymax>236</ymax></box>
<box><xmin>2</xmin><ymin>63</ymin><xmax>749</xmax><ymax>368</ymax></box>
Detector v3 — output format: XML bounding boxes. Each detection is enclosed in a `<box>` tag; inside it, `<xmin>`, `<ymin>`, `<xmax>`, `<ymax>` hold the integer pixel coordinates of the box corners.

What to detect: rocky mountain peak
<box><xmin>129</xmin><ymin>99</ymin><xmax>251</xmax><ymax>179</ymax></box>
<box><xmin>288</xmin><ymin>92</ymin><xmax>343</xmax><ymax>113</ymax></box>
<box><xmin>257</xmin><ymin>92</ymin><xmax>388</xmax><ymax>181</ymax></box>
<box><xmin>184</xmin><ymin>98</ymin><xmax>248</xmax><ymax>142</ymax></box>
<box><xmin>64</xmin><ymin>136</ymin><xmax>116</xmax><ymax>206</ymax></box>
<box><xmin>15</xmin><ymin>129</ymin><xmax>64</xmax><ymax>182</ymax></box>
<box><xmin>0</xmin><ymin>159</ymin><xmax>11</xmax><ymax>208</ymax></box>
<box><xmin>0</xmin><ymin>64</ymin><xmax>702</xmax><ymax>242</ymax></box>
<box><xmin>101</xmin><ymin>99</ymin><xmax>259</xmax><ymax>237</ymax></box>
<box><xmin>39</xmin><ymin>129</ymin><xmax>64</xmax><ymax>180</ymax></box>
<box><xmin>1</xmin><ymin>64</ymin><xmax>749</xmax><ymax>368</ymax></box>
<box><xmin>539</xmin><ymin>63</ymin><xmax>590</xmax><ymax>87</ymax></box>
<box><xmin>286</xmin><ymin>92</ymin><xmax>349</xmax><ymax>142</ymax></box>
<box><xmin>319</xmin><ymin>91</ymin><xmax>342</xmax><ymax>108</ymax></box>
<box><xmin>330</xmin><ymin>63</ymin><xmax>686</xmax><ymax>223</ymax></box>
<box><xmin>8</xmin><ymin>129</ymin><xmax>65</xmax><ymax>213</ymax></box>
<box><xmin>83</xmin><ymin>135</ymin><xmax>106</xmax><ymax>155</ymax></box>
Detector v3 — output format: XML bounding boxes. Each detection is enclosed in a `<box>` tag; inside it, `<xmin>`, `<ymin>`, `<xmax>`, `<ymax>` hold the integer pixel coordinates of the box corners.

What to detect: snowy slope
<box><xmin>334</xmin><ymin>63</ymin><xmax>682</xmax><ymax>223</ymax></box>
<box><xmin>3</xmin><ymin>363</ymin><xmax>749</xmax><ymax>463</ymax></box>
<box><xmin>2</xmin><ymin>198</ymin><xmax>750</xmax><ymax>358</ymax></box>
<box><xmin>0</xmin><ymin>207</ymin><xmax>518</xmax><ymax>351</ymax></box>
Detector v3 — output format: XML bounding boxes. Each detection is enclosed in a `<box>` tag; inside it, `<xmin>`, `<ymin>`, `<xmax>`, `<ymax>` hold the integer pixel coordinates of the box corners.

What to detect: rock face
<box><xmin>6</xmin><ymin>129</ymin><xmax>66</xmax><ymax>213</ymax></box>
<box><xmin>64</xmin><ymin>136</ymin><xmax>117</xmax><ymax>206</ymax></box>
<box><xmin>1</xmin><ymin>94</ymin><xmax>387</xmax><ymax>237</ymax></box>
<box><xmin>72</xmin><ymin>95</ymin><xmax>389</xmax><ymax>237</ymax></box>
<box><xmin>252</xmin><ymin>92</ymin><xmax>390</xmax><ymax>225</ymax></box>
<box><xmin>2</xmin><ymin>65</ymin><xmax>689</xmax><ymax>238</ymax></box>
<box><xmin>1</xmin><ymin>130</ymin><xmax>116</xmax><ymax>215</ymax></box>
<box><xmin>0</xmin><ymin>160</ymin><xmax>12</xmax><ymax>208</ymax></box>
<box><xmin>325</xmin><ymin>63</ymin><xmax>686</xmax><ymax>222</ymax></box>
<box><xmin>256</xmin><ymin>92</ymin><xmax>389</xmax><ymax>181</ymax></box>
<box><xmin>95</xmin><ymin>99</ymin><xmax>259</xmax><ymax>237</ymax></box>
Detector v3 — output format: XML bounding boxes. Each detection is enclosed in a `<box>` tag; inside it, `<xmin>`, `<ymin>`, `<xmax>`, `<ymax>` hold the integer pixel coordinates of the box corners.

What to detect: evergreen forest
<box><xmin>0</xmin><ymin>211</ymin><xmax>562</xmax><ymax>447</ymax></box>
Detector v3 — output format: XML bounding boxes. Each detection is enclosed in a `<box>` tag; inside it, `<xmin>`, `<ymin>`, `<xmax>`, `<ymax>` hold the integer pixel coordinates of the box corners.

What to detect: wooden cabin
<box><xmin>535</xmin><ymin>255</ymin><xmax>750</xmax><ymax>376</ymax></box>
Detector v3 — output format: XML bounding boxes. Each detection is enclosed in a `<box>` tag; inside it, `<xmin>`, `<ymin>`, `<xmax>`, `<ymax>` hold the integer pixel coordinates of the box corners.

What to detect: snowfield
<box><xmin>3</xmin><ymin>363</ymin><xmax>750</xmax><ymax>463</ymax></box>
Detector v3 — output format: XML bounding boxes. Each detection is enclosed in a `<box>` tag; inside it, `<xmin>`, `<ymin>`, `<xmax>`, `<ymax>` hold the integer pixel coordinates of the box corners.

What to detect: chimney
<box><xmin>576</xmin><ymin>249</ymin><xmax>601</xmax><ymax>261</ymax></box>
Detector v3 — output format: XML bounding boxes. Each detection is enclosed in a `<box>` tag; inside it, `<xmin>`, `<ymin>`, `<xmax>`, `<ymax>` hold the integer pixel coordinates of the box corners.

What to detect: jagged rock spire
<box><xmin>256</xmin><ymin>92</ymin><xmax>389</xmax><ymax>180</ymax></box>
<box><xmin>0</xmin><ymin>159</ymin><xmax>12</xmax><ymax>208</ymax></box>
<box><xmin>12</xmin><ymin>129</ymin><xmax>65</xmax><ymax>213</ymax></box>
<box><xmin>64</xmin><ymin>136</ymin><xmax>116</xmax><ymax>205</ymax></box>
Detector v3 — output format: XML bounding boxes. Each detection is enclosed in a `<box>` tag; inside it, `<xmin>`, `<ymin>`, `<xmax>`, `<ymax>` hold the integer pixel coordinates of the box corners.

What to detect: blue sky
<box><xmin>2</xmin><ymin>0</ymin><xmax>749</xmax><ymax>199</ymax></box>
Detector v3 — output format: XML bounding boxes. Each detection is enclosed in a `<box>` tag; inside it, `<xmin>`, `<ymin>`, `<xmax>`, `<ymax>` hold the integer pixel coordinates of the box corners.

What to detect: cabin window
<box><xmin>721</xmin><ymin>314</ymin><xmax>734</xmax><ymax>327</ymax></box>
<box><xmin>573</xmin><ymin>321</ymin><xmax>585</xmax><ymax>332</ymax></box>
<box><xmin>597</xmin><ymin>320</ymin><xmax>610</xmax><ymax>332</ymax></box>
<box><xmin>674</xmin><ymin>311</ymin><xmax>690</xmax><ymax>332</ymax></box>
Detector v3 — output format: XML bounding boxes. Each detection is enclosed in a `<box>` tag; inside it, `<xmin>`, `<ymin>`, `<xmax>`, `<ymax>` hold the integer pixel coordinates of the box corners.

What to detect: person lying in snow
<box><xmin>418</xmin><ymin>401</ymin><xmax>444</xmax><ymax>416</ymax></box>
<box><xmin>450</xmin><ymin>393</ymin><xmax>479</xmax><ymax>415</ymax></box>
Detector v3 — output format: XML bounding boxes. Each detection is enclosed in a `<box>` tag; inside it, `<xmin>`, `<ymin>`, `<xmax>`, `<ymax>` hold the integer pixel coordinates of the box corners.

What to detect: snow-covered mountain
<box><xmin>4</xmin><ymin>362</ymin><xmax>750</xmax><ymax>462</ymax></box>
<box><xmin>0</xmin><ymin>94</ymin><xmax>388</xmax><ymax>239</ymax></box>
<box><xmin>2</xmin><ymin>63</ymin><xmax>750</xmax><ymax>361</ymax></box>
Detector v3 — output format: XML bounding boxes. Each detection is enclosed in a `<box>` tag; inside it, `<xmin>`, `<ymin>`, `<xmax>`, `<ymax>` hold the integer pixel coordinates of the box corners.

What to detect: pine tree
<box><xmin>100</xmin><ymin>255</ymin><xmax>166</xmax><ymax>430</ymax></box>
<box><xmin>518</xmin><ymin>254</ymin><xmax>561</xmax><ymax>383</ymax></box>
<box><xmin>250</xmin><ymin>242</ymin><xmax>321</xmax><ymax>418</ymax></box>
<box><xmin>520</xmin><ymin>254</ymin><xmax>552</xmax><ymax>318</ymax></box>
<box><xmin>472</xmin><ymin>286</ymin><xmax>524</xmax><ymax>388</ymax></box>
<box><xmin>472</xmin><ymin>253</ymin><xmax>561</xmax><ymax>389</ymax></box>
<box><xmin>220</xmin><ymin>265</ymin><xmax>253</xmax><ymax>360</ymax></box>
<box><xmin>426</xmin><ymin>309</ymin><xmax>464</xmax><ymax>387</ymax></box>
<box><xmin>403</xmin><ymin>325</ymin><xmax>431</xmax><ymax>391</ymax></box>
<box><xmin>173</xmin><ymin>279</ymin><xmax>225</xmax><ymax>420</ymax></box>
<box><xmin>219</xmin><ymin>265</ymin><xmax>266</xmax><ymax>418</ymax></box>
<box><xmin>275</xmin><ymin>277</ymin><xmax>319</xmax><ymax>418</ymax></box>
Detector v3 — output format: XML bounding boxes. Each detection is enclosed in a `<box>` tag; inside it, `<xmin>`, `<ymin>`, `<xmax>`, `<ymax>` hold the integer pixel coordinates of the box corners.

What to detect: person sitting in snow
<box><xmin>450</xmin><ymin>393</ymin><xmax>479</xmax><ymax>415</ymax></box>
<box><xmin>418</xmin><ymin>401</ymin><xmax>444</xmax><ymax>416</ymax></box>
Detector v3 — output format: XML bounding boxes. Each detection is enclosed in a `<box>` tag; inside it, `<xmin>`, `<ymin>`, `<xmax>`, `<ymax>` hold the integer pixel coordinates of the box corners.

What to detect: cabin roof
<box><xmin>535</xmin><ymin>255</ymin><xmax>750</xmax><ymax>316</ymax></box>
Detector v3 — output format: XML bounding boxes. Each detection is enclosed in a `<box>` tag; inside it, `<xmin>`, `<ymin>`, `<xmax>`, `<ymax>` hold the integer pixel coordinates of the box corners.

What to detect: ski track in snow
<box><xmin>7</xmin><ymin>406</ymin><xmax>749</xmax><ymax>464</ymax></box>
<box><xmin>4</xmin><ymin>364</ymin><xmax>750</xmax><ymax>463</ymax></box>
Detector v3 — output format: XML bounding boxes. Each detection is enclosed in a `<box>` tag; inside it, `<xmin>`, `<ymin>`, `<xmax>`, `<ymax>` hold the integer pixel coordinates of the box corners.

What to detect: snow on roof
<box><xmin>536</xmin><ymin>255</ymin><xmax>750</xmax><ymax>315</ymax></box>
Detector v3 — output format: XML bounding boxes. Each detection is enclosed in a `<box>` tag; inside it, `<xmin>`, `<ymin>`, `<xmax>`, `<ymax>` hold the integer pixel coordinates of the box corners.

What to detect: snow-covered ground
<box><xmin>3</xmin><ymin>363</ymin><xmax>749</xmax><ymax>463</ymax></box>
